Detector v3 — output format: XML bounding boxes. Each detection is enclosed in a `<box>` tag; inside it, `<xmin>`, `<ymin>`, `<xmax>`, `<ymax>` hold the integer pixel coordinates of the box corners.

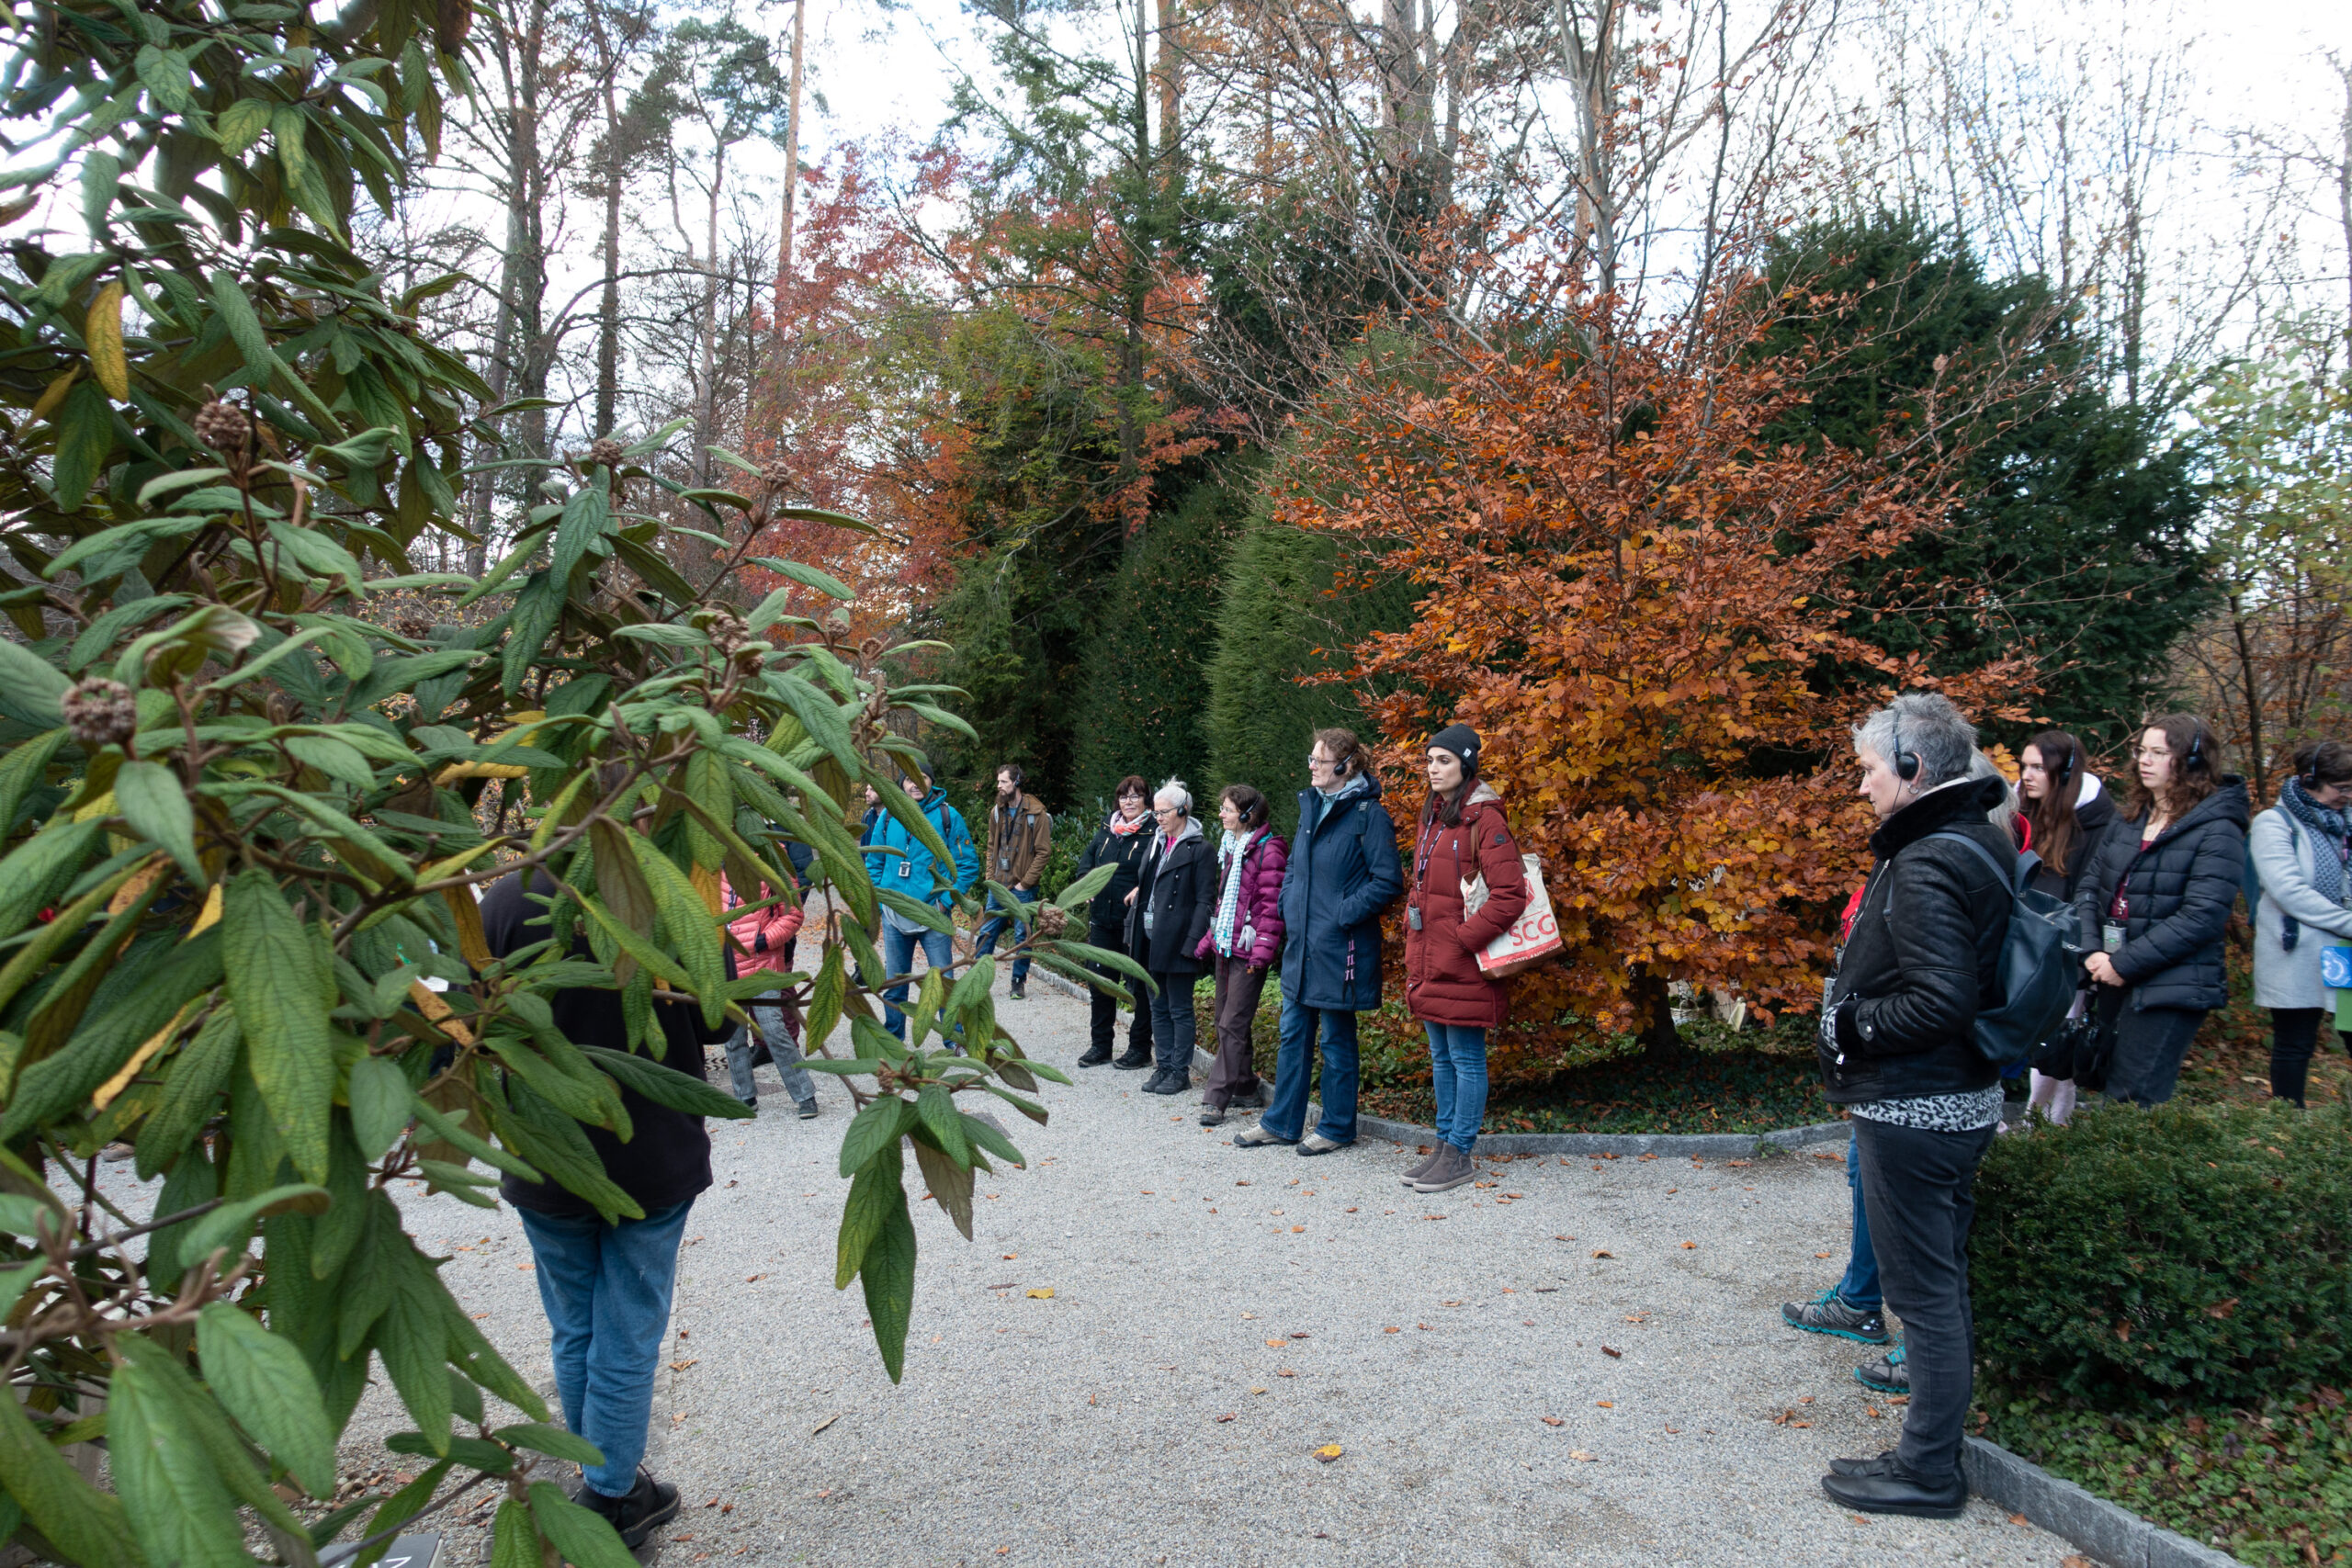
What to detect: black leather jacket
<box><xmin>1817</xmin><ymin>776</ymin><xmax>2011</xmax><ymax>1106</ymax></box>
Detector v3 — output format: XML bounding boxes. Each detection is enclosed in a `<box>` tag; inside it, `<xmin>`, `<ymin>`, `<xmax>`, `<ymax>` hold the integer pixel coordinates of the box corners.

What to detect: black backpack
<box><xmin>1926</xmin><ymin>830</ymin><xmax>2084</xmax><ymax>1069</ymax></box>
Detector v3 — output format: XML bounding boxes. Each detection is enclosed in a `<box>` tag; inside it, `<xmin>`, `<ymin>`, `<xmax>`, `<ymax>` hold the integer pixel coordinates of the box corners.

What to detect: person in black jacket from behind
<box><xmin>1075</xmin><ymin>775</ymin><xmax>1157</xmax><ymax>1069</ymax></box>
<box><xmin>1815</xmin><ymin>693</ymin><xmax>2012</xmax><ymax>1520</ymax></box>
<box><xmin>1126</xmin><ymin>778</ymin><xmax>1218</xmax><ymax>1096</ymax></box>
<box><xmin>2074</xmin><ymin>714</ymin><xmax>2250</xmax><ymax>1107</ymax></box>
<box><xmin>481</xmin><ymin>865</ymin><xmax>734</xmax><ymax>1548</ymax></box>
<box><xmin>2017</xmin><ymin>730</ymin><xmax>2120</xmax><ymax>1124</ymax></box>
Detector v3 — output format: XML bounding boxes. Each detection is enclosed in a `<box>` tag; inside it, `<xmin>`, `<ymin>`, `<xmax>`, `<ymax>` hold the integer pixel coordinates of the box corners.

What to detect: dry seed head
<box><xmin>585</xmin><ymin>438</ymin><xmax>626</xmax><ymax>468</ymax></box>
<box><xmin>62</xmin><ymin>677</ymin><xmax>137</xmax><ymax>750</ymax></box>
<box><xmin>192</xmin><ymin>400</ymin><xmax>251</xmax><ymax>456</ymax></box>
<box><xmin>1034</xmin><ymin>904</ymin><xmax>1069</xmax><ymax>941</ymax></box>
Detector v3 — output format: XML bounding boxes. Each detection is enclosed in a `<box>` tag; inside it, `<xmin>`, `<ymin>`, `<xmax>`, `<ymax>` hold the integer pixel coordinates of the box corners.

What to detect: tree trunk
<box><xmin>594</xmin><ymin>32</ymin><xmax>623</xmax><ymax>438</ymax></box>
<box><xmin>695</xmin><ymin>145</ymin><xmax>726</xmax><ymax>485</ymax></box>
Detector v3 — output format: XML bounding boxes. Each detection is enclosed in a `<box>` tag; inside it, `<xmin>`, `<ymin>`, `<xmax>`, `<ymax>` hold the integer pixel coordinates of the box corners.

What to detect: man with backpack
<box><xmin>1815</xmin><ymin>693</ymin><xmax>2014</xmax><ymax>1519</ymax></box>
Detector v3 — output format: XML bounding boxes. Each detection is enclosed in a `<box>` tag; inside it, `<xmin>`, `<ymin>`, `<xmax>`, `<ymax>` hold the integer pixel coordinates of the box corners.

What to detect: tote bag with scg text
<box><xmin>1460</xmin><ymin>853</ymin><xmax>1563</xmax><ymax>979</ymax></box>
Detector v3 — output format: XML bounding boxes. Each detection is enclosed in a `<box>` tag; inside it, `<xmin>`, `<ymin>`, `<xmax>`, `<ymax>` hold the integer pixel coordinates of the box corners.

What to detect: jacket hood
<box><xmin>2074</xmin><ymin>782</ymin><xmax>2116</xmax><ymax>833</ymax></box>
<box><xmin>1306</xmin><ymin>770</ymin><xmax>1380</xmax><ymax>807</ymax></box>
<box><xmin>2160</xmin><ymin>777</ymin><xmax>2251</xmax><ymax>837</ymax></box>
<box><xmin>1868</xmin><ymin>773</ymin><xmax>2011</xmax><ymax>861</ymax></box>
<box><xmin>1159</xmin><ymin>816</ymin><xmax>1204</xmax><ymax>848</ymax></box>
<box><xmin>920</xmin><ymin>786</ymin><xmax>949</xmax><ymax>812</ymax></box>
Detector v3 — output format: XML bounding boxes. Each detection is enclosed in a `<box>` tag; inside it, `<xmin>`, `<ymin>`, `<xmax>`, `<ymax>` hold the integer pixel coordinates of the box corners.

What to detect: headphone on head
<box><xmin>2183</xmin><ymin>728</ymin><xmax>2207</xmax><ymax>775</ymax></box>
<box><xmin>1891</xmin><ymin>716</ymin><xmax>1920</xmax><ymax>784</ymax></box>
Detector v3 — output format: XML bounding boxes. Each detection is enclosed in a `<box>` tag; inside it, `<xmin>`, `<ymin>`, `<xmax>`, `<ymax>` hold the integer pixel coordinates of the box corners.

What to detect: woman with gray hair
<box><xmin>1814</xmin><ymin>692</ymin><xmax>2014</xmax><ymax>1520</ymax></box>
<box><xmin>1125</xmin><ymin>779</ymin><xmax>1218</xmax><ymax>1095</ymax></box>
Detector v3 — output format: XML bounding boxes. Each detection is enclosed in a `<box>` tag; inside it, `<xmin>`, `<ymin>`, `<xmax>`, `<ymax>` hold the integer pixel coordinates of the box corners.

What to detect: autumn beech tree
<box><xmin>1282</xmin><ymin>288</ymin><xmax>2034</xmax><ymax>1064</ymax></box>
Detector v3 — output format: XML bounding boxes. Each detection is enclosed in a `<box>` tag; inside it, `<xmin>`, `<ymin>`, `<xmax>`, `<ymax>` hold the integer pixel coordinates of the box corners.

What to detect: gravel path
<box><xmin>313</xmin><ymin>971</ymin><xmax>2082</xmax><ymax>1568</ymax></box>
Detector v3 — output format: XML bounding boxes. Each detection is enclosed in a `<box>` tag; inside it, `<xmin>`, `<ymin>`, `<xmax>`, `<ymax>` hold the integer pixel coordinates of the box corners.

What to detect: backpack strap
<box><xmin>1925</xmin><ymin>829</ymin><xmax>2031</xmax><ymax>897</ymax></box>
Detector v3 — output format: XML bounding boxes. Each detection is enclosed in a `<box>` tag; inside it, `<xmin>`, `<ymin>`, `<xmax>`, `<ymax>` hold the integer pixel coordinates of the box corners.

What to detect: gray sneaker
<box><xmin>1298</xmin><ymin>1133</ymin><xmax>1351</xmax><ymax>1156</ymax></box>
<box><xmin>1410</xmin><ymin>1144</ymin><xmax>1476</xmax><ymax>1192</ymax></box>
<box><xmin>1400</xmin><ymin>1145</ymin><xmax>1442</xmax><ymax>1185</ymax></box>
<box><xmin>1781</xmin><ymin>1289</ymin><xmax>1891</xmax><ymax>1346</ymax></box>
<box><xmin>1233</xmin><ymin>1124</ymin><xmax>1294</xmax><ymax>1147</ymax></box>
<box><xmin>1855</xmin><ymin>1345</ymin><xmax>1908</xmax><ymax>1394</ymax></box>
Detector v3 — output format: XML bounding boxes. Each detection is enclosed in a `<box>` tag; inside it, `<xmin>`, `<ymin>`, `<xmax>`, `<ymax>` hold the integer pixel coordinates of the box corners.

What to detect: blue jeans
<box><xmin>880</xmin><ymin>920</ymin><xmax>956</xmax><ymax>1042</ymax></box>
<box><xmin>972</xmin><ymin>888</ymin><xmax>1039</xmax><ymax>986</ymax></box>
<box><xmin>516</xmin><ymin>1199</ymin><xmax>695</xmax><ymax>1498</ymax></box>
<box><xmin>725</xmin><ymin>1000</ymin><xmax>814</xmax><ymax>1105</ymax></box>
<box><xmin>1837</xmin><ymin>1131</ymin><xmax>1882</xmax><ymax>1313</ymax></box>
<box><xmin>1262</xmin><ymin>998</ymin><xmax>1359</xmax><ymax>1144</ymax></box>
<box><xmin>1424</xmin><ymin>1022</ymin><xmax>1488</xmax><ymax>1152</ymax></box>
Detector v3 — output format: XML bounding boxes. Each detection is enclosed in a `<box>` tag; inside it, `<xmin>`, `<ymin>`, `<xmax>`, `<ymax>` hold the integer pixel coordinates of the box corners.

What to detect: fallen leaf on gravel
<box><xmin>1815</xmin><ymin>1252</ymin><xmax>1832</xmax><ymax>1258</ymax></box>
<box><xmin>1418</xmin><ymin>1324</ymin><xmax>1432</xmax><ymax>1330</ymax></box>
<box><xmin>1425</xmin><ymin>1214</ymin><xmax>1446</xmax><ymax>1221</ymax></box>
<box><xmin>1141</xmin><ymin>1190</ymin><xmax>1153</xmax><ymax>1194</ymax></box>
<box><xmin>672</xmin><ymin>1534</ymin><xmax>694</xmax><ymax>1543</ymax></box>
<box><xmin>1266</xmin><ymin>1338</ymin><xmax>1287</xmax><ymax>1347</ymax></box>
<box><xmin>1291</xmin><ymin>1225</ymin><xmax>1306</xmax><ymax>1233</ymax></box>
<box><xmin>1314</xmin><ymin>1445</ymin><xmax>1342</xmax><ymax>1462</ymax></box>
<box><xmin>703</xmin><ymin>1498</ymin><xmax>719</xmax><ymax>1508</ymax></box>
<box><xmin>1523</xmin><ymin>1319</ymin><xmax>1535</xmax><ymax>1326</ymax></box>
<box><xmin>1385</xmin><ymin>1326</ymin><xmax>1400</xmax><ymax>1334</ymax></box>
<box><xmin>1027</xmin><ymin>1287</ymin><xmax>1055</xmax><ymax>1299</ymax></box>
<box><xmin>1533</xmin><ymin>1286</ymin><xmax>1558</xmax><ymax>1293</ymax></box>
<box><xmin>1600</xmin><ymin>1346</ymin><xmax>1622</xmax><ymax>1358</ymax></box>
<box><xmin>1250</xmin><ymin>1387</ymin><xmax>1268</xmax><ymax>1394</ymax></box>
<box><xmin>1542</xmin><ymin>1416</ymin><xmax>1564</xmax><ymax>1427</ymax></box>
<box><xmin>1345</xmin><ymin>1207</ymin><xmax>1358</xmax><ymax>1213</ymax></box>
<box><xmin>2063</xmin><ymin>1557</ymin><xmax>2091</xmax><ymax>1567</ymax></box>
<box><xmin>1215</xmin><ymin>1414</ymin><xmax>1236</xmax><ymax>1423</ymax></box>
<box><xmin>670</xmin><ymin>1359</ymin><xmax>699</xmax><ymax>1371</ymax></box>
<box><xmin>517</xmin><ymin>1263</ymin><xmax>534</xmax><ymax>1271</ymax></box>
<box><xmin>1596</xmin><ymin>1401</ymin><xmax>1613</xmax><ymax>1408</ymax></box>
<box><xmin>1291</xmin><ymin>1332</ymin><xmax>1310</xmax><ymax>1338</ymax></box>
<box><xmin>1442</xmin><ymin>1300</ymin><xmax>1462</xmax><ymax>1306</ymax></box>
<box><xmin>810</xmin><ymin>1414</ymin><xmax>840</xmax><ymax>1436</ymax></box>
<box><xmin>1278</xmin><ymin>1369</ymin><xmax>1296</xmax><ymax>1377</ymax></box>
<box><xmin>1002</xmin><ymin>1253</ymin><xmax>1016</xmax><ymax>1259</ymax></box>
<box><xmin>1569</xmin><ymin>1450</ymin><xmax>1597</xmax><ymax>1462</ymax></box>
<box><xmin>1680</xmin><ymin>1241</ymin><xmax>1696</xmax><ymax>1249</ymax></box>
<box><xmin>1664</xmin><ymin>1427</ymin><xmax>1680</xmax><ymax>1433</ymax></box>
<box><xmin>1799</xmin><ymin>1396</ymin><xmax>1814</xmax><ymax>1404</ymax></box>
<box><xmin>1865</xmin><ymin>1405</ymin><xmax>1882</xmax><ymax>1418</ymax></box>
<box><xmin>1591</xmin><ymin>1249</ymin><xmax>1613</xmax><ymax>1258</ymax></box>
<box><xmin>2008</xmin><ymin>1513</ymin><xmax>2029</xmax><ymax>1526</ymax></box>
<box><xmin>1236</xmin><ymin>1180</ymin><xmax>1250</xmax><ymax>1187</ymax></box>
<box><xmin>1855</xmin><ymin>1516</ymin><xmax>1871</xmax><ymax>1526</ymax></box>
<box><xmin>744</xmin><ymin>1273</ymin><xmax>766</xmax><ymax>1282</ymax></box>
<box><xmin>1725</xmin><ymin>1159</ymin><xmax>1750</xmax><ymax>1167</ymax></box>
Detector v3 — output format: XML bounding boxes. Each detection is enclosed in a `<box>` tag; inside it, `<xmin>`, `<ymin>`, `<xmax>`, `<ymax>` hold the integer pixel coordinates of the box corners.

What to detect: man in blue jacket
<box><xmin>1238</xmin><ymin>728</ymin><xmax>1403</xmax><ymax>1155</ymax></box>
<box><xmin>862</xmin><ymin>750</ymin><xmax>979</xmax><ymax>1040</ymax></box>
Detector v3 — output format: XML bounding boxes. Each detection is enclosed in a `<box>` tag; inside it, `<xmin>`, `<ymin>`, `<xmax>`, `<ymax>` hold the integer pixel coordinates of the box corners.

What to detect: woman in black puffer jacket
<box><xmin>2074</xmin><ymin>714</ymin><xmax>2250</xmax><ymax>1107</ymax></box>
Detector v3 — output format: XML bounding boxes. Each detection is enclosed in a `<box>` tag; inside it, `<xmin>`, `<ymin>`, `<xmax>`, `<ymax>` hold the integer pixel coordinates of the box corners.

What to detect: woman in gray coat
<box><xmin>2250</xmin><ymin>739</ymin><xmax>2352</xmax><ymax>1105</ymax></box>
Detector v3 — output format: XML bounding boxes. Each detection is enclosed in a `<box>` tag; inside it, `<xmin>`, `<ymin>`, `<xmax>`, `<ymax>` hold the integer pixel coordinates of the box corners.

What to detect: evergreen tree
<box><xmin>1762</xmin><ymin>214</ymin><xmax>2211</xmax><ymax>746</ymax></box>
<box><xmin>1069</xmin><ymin>463</ymin><xmax>1259</xmax><ymax>810</ymax></box>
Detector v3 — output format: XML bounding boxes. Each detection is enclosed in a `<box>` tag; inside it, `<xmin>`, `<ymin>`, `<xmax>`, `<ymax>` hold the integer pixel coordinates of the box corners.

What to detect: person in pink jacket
<box><xmin>1194</xmin><ymin>785</ymin><xmax>1288</xmax><ymax>1126</ymax></box>
<box><xmin>724</xmin><ymin>874</ymin><xmax>816</xmax><ymax>1118</ymax></box>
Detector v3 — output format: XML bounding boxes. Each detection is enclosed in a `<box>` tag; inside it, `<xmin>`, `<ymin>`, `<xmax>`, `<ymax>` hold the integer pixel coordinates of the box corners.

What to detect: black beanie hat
<box><xmin>895</xmin><ymin>749</ymin><xmax>934</xmax><ymax>789</ymax></box>
<box><xmin>1429</xmin><ymin>724</ymin><xmax>1480</xmax><ymax>774</ymax></box>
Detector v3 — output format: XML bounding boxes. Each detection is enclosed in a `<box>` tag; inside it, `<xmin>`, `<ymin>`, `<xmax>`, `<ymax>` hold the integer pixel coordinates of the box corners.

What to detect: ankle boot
<box><xmin>1411</xmin><ymin>1144</ymin><xmax>1476</xmax><ymax>1193</ymax></box>
<box><xmin>1400</xmin><ymin>1145</ymin><xmax>1442</xmax><ymax>1185</ymax></box>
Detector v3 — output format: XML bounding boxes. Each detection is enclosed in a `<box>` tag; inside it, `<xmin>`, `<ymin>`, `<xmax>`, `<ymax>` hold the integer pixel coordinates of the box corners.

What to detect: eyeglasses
<box><xmin>1306</xmin><ymin>753</ymin><xmax>1333</xmax><ymax>768</ymax></box>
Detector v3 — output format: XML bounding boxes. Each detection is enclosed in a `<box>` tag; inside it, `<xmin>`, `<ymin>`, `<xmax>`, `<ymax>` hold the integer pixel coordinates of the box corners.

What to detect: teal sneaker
<box><xmin>1781</xmin><ymin>1288</ymin><xmax>1891</xmax><ymax>1345</ymax></box>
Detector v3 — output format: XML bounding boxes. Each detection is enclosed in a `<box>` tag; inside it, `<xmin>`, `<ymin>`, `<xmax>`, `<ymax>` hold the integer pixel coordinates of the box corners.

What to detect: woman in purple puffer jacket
<box><xmin>1194</xmin><ymin>785</ymin><xmax>1288</xmax><ymax>1126</ymax></box>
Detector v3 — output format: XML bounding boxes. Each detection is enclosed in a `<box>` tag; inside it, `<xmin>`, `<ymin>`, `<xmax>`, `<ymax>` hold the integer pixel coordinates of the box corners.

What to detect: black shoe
<box><xmin>1010</xmin><ymin>980</ymin><xmax>1025</xmax><ymax>1000</ymax></box>
<box><xmin>796</xmin><ymin>1098</ymin><xmax>820</xmax><ymax>1120</ymax></box>
<box><xmin>579</xmin><ymin>1469</ymin><xmax>684</xmax><ymax>1550</ymax></box>
<box><xmin>1113</xmin><ymin>1049</ymin><xmax>1153</xmax><ymax>1070</ymax></box>
<box><xmin>1142</xmin><ymin>1069</ymin><xmax>1189</xmax><ymax>1095</ymax></box>
<box><xmin>1820</xmin><ymin>1463</ymin><xmax>1966</xmax><ymax>1519</ymax></box>
<box><xmin>736</xmin><ymin>1094</ymin><xmax>759</xmax><ymax>1111</ymax></box>
<box><xmin>1078</xmin><ymin>1043</ymin><xmax>1113</xmax><ymax>1067</ymax></box>
<box><xmin>1828</xmin><ymin>1449</ymin><xmax>1900</xmax><ymax>1478</ymax></box>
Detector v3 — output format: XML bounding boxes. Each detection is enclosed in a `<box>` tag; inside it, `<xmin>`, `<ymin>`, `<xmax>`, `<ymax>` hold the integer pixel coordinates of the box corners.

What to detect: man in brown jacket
<box><xmin>977</xmin><ymin>762</ymin><xmax>1053</xmax><ymax>998</ymax></box>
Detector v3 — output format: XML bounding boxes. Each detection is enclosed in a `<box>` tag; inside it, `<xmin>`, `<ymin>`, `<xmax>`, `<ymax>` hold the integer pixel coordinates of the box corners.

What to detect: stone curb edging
<box><xmin>1963</xmin><ymin>1437</ymin><xmax>2239</xmax><ymax>1568</ymax></box>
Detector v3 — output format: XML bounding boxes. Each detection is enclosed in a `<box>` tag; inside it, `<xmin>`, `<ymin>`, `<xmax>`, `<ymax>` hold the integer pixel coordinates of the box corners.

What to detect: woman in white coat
<box><xmin>2250</xmin><ymin>739</ymin><xmax>2352</xmax><ymax>1105</ymax></box>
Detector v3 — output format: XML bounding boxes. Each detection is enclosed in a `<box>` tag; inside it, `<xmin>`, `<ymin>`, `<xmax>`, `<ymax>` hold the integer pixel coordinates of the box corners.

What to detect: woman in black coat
<box><xmin>2018</xmin><ymin>730</ymin><xmax>2120</xmax><ymax>1123</ymax></box>
<box><xmin>1075</xmin><ymin>775</ymin><xmax>1157</xmax><ymax>1070</ymax></box>
<box><xmin>2074</xmin><ymin>715</ymin><xmax>2251</xmax><ymax>1106</ymax></box>
<box><xmin>1125</xmin><ymin>779</ymin><xmax>1217</xmax><ymax>1099</ymax></box>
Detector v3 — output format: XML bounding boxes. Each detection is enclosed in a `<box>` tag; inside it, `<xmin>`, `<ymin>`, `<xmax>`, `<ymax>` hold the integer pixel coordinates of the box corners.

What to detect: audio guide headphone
<box><xmin>1892</xmin><ymin>716</ymin><xmax>1921</xmax><ymax>784</ymax></box>
<box><xmin>2184</xmin><ymin>728</ymin><xmax>2207</xmax><ymax>775</ymax></box>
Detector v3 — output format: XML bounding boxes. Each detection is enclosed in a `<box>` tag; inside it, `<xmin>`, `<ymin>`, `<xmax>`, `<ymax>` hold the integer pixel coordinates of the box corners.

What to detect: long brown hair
<box><xmin>2022</xmin><ymin>729</ymin><xmax>2086</xmax><ymax>876</ymax></box>
<box><xmin>2127</xmin><ymin>713</ymin><xmax>2220</xmax><ymax>822</ymax></box>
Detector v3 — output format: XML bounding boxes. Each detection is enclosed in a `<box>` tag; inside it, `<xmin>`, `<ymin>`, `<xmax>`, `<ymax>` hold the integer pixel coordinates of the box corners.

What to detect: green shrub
<box><xmin>1972</xmin><ymin>1100</ymin><xmax>2352</xmax><ymax>1404</ymax></box>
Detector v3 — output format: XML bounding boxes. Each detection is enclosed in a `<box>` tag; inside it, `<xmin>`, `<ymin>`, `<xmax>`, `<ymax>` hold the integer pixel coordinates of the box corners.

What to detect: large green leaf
<box><xmin>111</xmin><ymin>760</ymin><xmax>202</xmax><ymax>881</ymax></box>
<box><xmin>221</xmin><ymin>870</ymin><xmax>335</xmax><ymax>1182</ymax></box>
<box><xmin>579</xmin><ymin>1045</ymin><xmax>753</xmax><ymax>1120</ymax></box>
<box><xmin>198</xmin><ymin>1302</ymin><xmax>337</xmax><ymax>1496</ymax></box>
<box><xmin>0</xmin><ymin>1386</ymin><xmax>143</xmax><ymax>1567</ymax></box>
<box><xmin>860</xmin><ymin>1183</ymin><xmax>919</xmax><ymax>1383</ymax></box>
<box><xmin>105</xmin><ymin>1352</ymin><xmax>247</xmax><ymax>1568</ymax></box>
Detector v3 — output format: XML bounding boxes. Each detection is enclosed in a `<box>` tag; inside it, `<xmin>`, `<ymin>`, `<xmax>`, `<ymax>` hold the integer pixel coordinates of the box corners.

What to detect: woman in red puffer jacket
<box><xmin>1193</xmin><ymin>784</ymin><xmax>1288</xmax><ymax>1126</ymax></box>
<box><xmin>723</xmin><ymin>874</ymin><xmax>814</xmax><ymax>1117</ymax></box>
<box><xmin>1401</xmin><ymin>725</ymin><xmax>1529</xmax><ymax>1194</ymax></box>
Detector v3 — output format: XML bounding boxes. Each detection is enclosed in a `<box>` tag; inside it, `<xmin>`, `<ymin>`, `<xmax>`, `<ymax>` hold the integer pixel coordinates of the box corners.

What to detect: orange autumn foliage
<box><xmin>1282</xmin><ymin>293</ymin><xmax>2034</xmax><ymax>1048</ymax></box>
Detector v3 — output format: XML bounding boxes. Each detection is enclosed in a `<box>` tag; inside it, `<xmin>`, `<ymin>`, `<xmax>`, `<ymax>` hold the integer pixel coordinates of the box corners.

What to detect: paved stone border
<box><xmin>1963</xmin><ymin>1437</ymin><xmax>2239</xmax><ymax>1568</ymax></box>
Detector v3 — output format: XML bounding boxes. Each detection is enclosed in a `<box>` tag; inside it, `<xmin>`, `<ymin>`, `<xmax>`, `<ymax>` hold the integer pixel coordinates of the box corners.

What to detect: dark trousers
<box><xmin>1853</xmin><ymin>1115</ymin><xmax>1995</xmax><ymax>1484</ymax></box>
<box><xmin>2269</xmin><ymin>1007</ymin><xmax>2341</xmax><ymax>1106</ymax></box>
<box><xmin>1086</xmin><ymin>921</ymin><xmax>1151</xmax><ymax>1058</ymax></box>
<box><xmin>1205</xmin><ymin>953</ymin><xmax>1268</xmax><ymax>1109</ymax></box>
<box><xmin>1148</xmin><ymin>970</ymin><xmax>1200</xmax><ymax>1077</ymax></box>
<box><xmin>2097</xmin><ymin>992</ymin><xmax>2203</xmax><ymax>1106</ymax></box>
